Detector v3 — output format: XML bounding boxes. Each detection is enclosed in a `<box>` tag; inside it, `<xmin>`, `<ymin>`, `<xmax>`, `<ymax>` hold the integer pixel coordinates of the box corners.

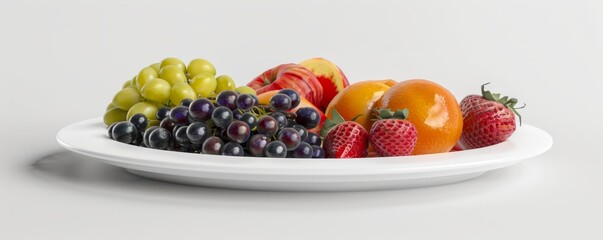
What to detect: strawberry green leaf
<box><xmin>320</xmin><ymin>120</ymin><xmax>336</xmax><ymax>138</ymax></box>
<box><xmin>499</xmin><ymin>96</ymin><xmax>508</xmax><ymax>103</ymax></box>
<box><xmin>374</xmin><ymin>108</ymin><xmax>409</xmax><ymax>120</ymax></box>
<box><xmin>321</xmin><ymin>110</ymin><xmax>347</xmax><ymax>138</ymax></box>
<box><xmin>515</xmin><ymin>103</ymin><xmax>526</xmax><ymax>109</ymax></box>
<box><xmin>392</xmin><ymin>109</ymin><xmax>409</xmax><ymax>119</ymax></box>
<box><xmin>479</xmin><ymin>83</ymin><xmax>525</xmax><ymax>126</ymax></box>
<box><xmin>331</xmin><ymin>110</ymin><xmax>345</xmax><ymax>124</ymax></box>
<box><xmin>481</xmin><ymin>82</ymin><xmax>493</xmax><ymax>100</ymax></box>
<box><xmin>379</xmin><ymin>110</ymin><xmax>392</xmax><ymax>119</ymax></box>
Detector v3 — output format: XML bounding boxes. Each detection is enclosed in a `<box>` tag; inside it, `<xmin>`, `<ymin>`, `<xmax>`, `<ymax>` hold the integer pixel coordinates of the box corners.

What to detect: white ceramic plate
<box><xmin>56</xmin><ymin>118</ymin><xmax>552</xmax><ymax>191</ymax></box>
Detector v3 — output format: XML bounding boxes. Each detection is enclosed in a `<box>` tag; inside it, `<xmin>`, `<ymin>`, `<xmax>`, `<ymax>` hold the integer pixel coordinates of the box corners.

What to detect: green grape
<box><xmin>160</xmin><ymin>57</ymin><xmax>186</xmax><ymax>73</ymax></box>
<box><xmin>104</xmin><ymin>108</ymin><xmax>128</xmax><ymax>126</ymax></box>
<box><xmin>106</xmin><ymin>102</ymin><xmax>117</xmax><ymax>111</ymax></box>
<box><xmin>190</xmin><ymin>73</ymin><xmax>217</xmax><ymax>98</ymax></box>
<box><xmin>148</xmin><ymin>119</ymin><xmax>160</xmax><ymax>127</ymax></box>
<box><xmin>129</xmin><ymin>76</ymin><xmax>138</xmax><ymax>88</ymax></box>
<box><xmin>159</xmin><ymin>65</ymin><xmax>187</xmax><ymax>86</ymax></box>
<box><xmin>136</xmin><ymin>67</ymin><xmax>158</xmax><ymax>90</ymax></box>
<box><xmin>215</xmin><ymin>74</ymin><xmax>236</xmax><ymax>93</ymax></box>
<box><xmin>187</xmin><ymin>58</ymin><xmax>216</xmax><ymax>78</ymax></box>
<box><xmin>151</xmin><ymin>101</ymin><xmax>167</xmax><ymax>109</ymax></box>
<box><xmin>112</xmin><ymin>87</ymin><xmax>141</xmax><ymax>110</ymax></box>
<box><xmin>127</xmin><ymin>101</ymin><xmax>158</xmax><ymax>121</ymax></box>
<box><xmin>132</xmin><ymin>77</ymin><xmax>140</xmax><ymax>91</ymax></box>
<box><xmin>235</xmin><ymin>86</ymin><xmax>257</xmax><ymax>95</ymax></box>
<box><xmin>122</xmin><ymin>79</ymin><xmax>133</xmax><ymax>89</ymax></box>
<box><xmin>149</xmin><ymin>62</ymin><xmax>161</xmax><ymax>73</ymax></box>
<box><xmin>141</xmin><ymin>78</ymin><xmax>171</xmax><ymax>103</ymax></box>
<box><xmin>170</xmin><ymin>82</ymin><xmax>197</xmax><ymax>106</ymax></box>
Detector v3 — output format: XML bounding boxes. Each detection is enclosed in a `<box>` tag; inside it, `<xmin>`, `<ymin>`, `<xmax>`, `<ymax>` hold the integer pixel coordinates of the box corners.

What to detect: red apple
<box><xmin>247</xmin><ymin>63</ymin><xmax>323</xmax><ymax>107</ymax></box>
<box><xmin>299</xmin><ymin>58</ymin><xmax>350</xmax><ymax>111</ymax></box>
<box><xmin>257</xmin><ymin>90</ymin><xmax>326</xmax><ymax>133</ymax></box>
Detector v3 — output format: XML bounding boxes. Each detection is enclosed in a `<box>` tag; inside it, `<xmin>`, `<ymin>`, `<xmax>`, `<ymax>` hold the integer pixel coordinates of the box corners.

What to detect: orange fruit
<box><xmin>376</xmin><ymin>79</ymin><xmax>463</xmax><ymax>155</ymax></box>
<box><xmin>325</xmin><ymin>79</ymin><xmax>396</xmax><ymax>132</ymax></box>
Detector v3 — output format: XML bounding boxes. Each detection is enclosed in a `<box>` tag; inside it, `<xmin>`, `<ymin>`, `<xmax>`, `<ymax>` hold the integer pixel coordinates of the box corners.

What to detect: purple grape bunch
<box><xmin>107</xmin><ymin>88</ymin><xmax>325</xmax><ymax>158</ymax></box>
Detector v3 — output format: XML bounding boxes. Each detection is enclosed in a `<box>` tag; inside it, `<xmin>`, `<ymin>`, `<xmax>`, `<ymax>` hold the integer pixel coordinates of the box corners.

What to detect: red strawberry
<box><xmin>369</xmin><ymin>109</ymin><xmax>418</xmax><ymax>157</ymax></box>
<box><xmin>457</xmin><ymin>83</ymin><xmax>525</xmax><ymax>150</ymax></box>
<box><xmin>322</xmin><ymin>110</ymin><xmax>369</xmax><ymax>158</ymax></box>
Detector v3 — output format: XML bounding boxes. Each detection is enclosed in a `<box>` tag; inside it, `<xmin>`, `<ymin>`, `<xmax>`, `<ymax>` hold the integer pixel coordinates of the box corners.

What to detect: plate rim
<box><xmin>56</xmin><ymin>118</ymin><xmax>553</xmax><ymax>179</ymax></box>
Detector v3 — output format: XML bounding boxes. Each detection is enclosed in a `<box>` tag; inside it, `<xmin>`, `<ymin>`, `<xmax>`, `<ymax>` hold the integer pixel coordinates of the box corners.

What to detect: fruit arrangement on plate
<box><xmin>104</xmin><ymin>57</ymin><xmax>524</xmax><ymax>158</ymax></box>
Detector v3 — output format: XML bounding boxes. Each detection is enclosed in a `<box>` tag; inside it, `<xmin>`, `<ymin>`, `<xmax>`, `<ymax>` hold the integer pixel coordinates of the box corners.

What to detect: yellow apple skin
<box><xmin>300</xmin><ymin>58</ymin><xmax>350</xmax><ymax>110</ymax></box>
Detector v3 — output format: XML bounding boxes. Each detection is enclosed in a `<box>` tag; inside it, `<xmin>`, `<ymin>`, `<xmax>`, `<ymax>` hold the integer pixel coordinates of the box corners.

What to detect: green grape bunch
<box><xmin>104</xmin><ymin>57</ymin><xmax>246</xmax><ymax>127</ymax></box>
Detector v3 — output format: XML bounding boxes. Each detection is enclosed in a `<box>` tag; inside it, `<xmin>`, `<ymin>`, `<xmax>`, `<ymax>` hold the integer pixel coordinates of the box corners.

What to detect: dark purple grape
<box><xmin>107</xmin><ymin>122</ymin><xmax>118</xmax><ymax>139</ymax></box>
<box><xmin>156</xmin><ymin>106</ymin><xmax>171</xmax><ymax>121</ymax></box>
<box><xmin>232</xmin><ymin>109</ymin><xmax>243</xmax><ymax>120</ymax></box>
<box><xmin>187</xmin><ymin>114</ymin><xmax>197</xmax><ymax>124</ymax></box>
<box><xmin>180</xmin><ymin>98</ymin><xmax>194</xmax><ymax>107</ymax></box>
<box><xmin>221</xmin><ymin>142</ymin><xmax>244</xmax><ymax>156</ymax></box>
<box><xmin>257</xmin><ymin>116</ymin><xmax>278</xmax><ymax>137</ymax></box>
<box><xmin>270</xmin><ymin>112</ymin><xmax>287</xmax><ymax>130</ymax></box>
<box><xmin>216</xmin><ymin>90</ymin><xmax>239</xmax><ymax>110</ymax></box>
<box><xmin>189</xmin><ymin>98</ymin><xmax>215</xmax><ymax>121</ymax></box>
<box><xmin>187</xmin><ymin>122</ymin><xmax>210</xmax><ymax>144</ymax></box>
<box><xmin>277</xmin><ymin>128</ymin><xmax>302</xmax><ymax>150</ymax></box>
<box><xmin>286</xmin><ymin>119</ymin><xmax>296</xmax><ymax>127</ymax></box>
<box><xmin>172</xmin><ymin>124</ymin><xmax>186</xmax><ymax>136</ymax></box>
<box><xmin>264</xmin><ymin>141</ymin><xmax>287</xmax><ymax>158</ymax></box>
<box><xmin>148</xmin><ymin>127</ymin><xmax>171</xmax><ymax>150</ymax></box>
<box><xmin>239</xmin><ymin>113</ymin><xmax>258</xmax><ymax>129</ymax></box>
<box><xmin>289</xmin><ymin>142</ymin><xmax>313</xmax><ymax>158</ymax></box>
<box><xmin>189</xmin><ymin>142</ymin><xmax>203</xmax><ymax>153</ymax></box>
<box><xmin>236</xmin><ymin>94</ymin><xmax>255</xmax><ymax>111</ymax></box>
<box><xmin>212</xmin><ymin>106</ymin><xmax>234</xmax><ymax>128</ymax></box>
<box><xmin>169</xmin><ymin>106</ymin><xmax>190</xmax><ymax>124</ymax></box>
<box><xmin>250</xmin><ymin>94</ymin><xmax>259</xmax><ymax>107</ymax></box>
<box><xmin>269</xmin><ymin>93</ymin><xmax>292</xmax><ymax>111</ymax></box>
<box><xmin>202</xmin><ymin>136</ymin><xmax>224</xmax><ymax>155</ymax></box>
<box><xmin>129</xmin><ymin>113</ymin><xmax>148</xmax><ymax>132</ymax></box>
<box><xmin>311</xmin><ymin>145</ymin><xmax>325</xmax><ymax>158</ymax></box>
<box><xmin>278</xmin><ymin>89</ymin><xmax>301</xmax><ymax>109</ymax></box>
<box><xmin>226</xmin><ymin>120</ymin><xmax>251</xmax><ymax>143</ymax></box>
<box><xmin>218</xmin><ymin>128</ymin><xmax>229</xmax><ymax>141</ymax></box>
<box><xmin>112</xmin><ymin>121</ymin><xmax>138</xmax><ymax>144</ymax></box>
<box><xmin>159</xmin><ymin>118</ymin><xmax>178</xmax><ymax>133</ymax></box>
<box><xmin>291</xmin><ymin>125</ymin><xmax>308</xmax><ymax>141</ymax></box>
<box><xmin>305</xmin><ymin>132</ymin><xmax>322</xmax><ymax>146</ymax></box>
<box><xmin>247</xmin><ymin>134</ymin><xmax>269</xmax><ymax>157</ymax></box>
<box><xmin>142</xmin><ymin>126</ymin><xmax>159</xmax><ymax>147</ymax></box>
<box><xmin>295</xmin><ymin>107</ymin><xmax>320</xmax><ymax>129</ymax></box>
<box><xmin>171</xmin><ymin>143</ymin><xmax>192</xmax><ymax>152</ymax></box>
<box><xmin>131</xmin><ymin>131</ymin><xmax>144</xmax><ymax>146</ymax></box>
<box><xmin>174</xmin><ymin>125</ymin><xmax>190</xmax><ymax>146</ymax></box>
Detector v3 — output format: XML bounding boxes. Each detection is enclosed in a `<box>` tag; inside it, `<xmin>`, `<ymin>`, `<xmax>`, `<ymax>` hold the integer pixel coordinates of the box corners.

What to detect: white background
<box><xmin>1</xmin><ymin>0</ymin><xmax>602</xmax><ymax>239</ymax></box>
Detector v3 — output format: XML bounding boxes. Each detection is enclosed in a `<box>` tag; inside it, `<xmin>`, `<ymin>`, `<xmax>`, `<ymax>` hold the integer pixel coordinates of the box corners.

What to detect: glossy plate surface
<box><xmin>56</xmin><ymin>118</ymin><xmax>552</xmax><ymax>191</ymax></box>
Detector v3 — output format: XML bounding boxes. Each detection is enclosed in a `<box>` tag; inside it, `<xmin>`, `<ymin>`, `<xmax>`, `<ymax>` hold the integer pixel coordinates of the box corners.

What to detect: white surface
<box><xmin>57</xmin><ymin>118</ymin><xmax>552</xmax><ymax>191</ymax></box>
<box><xmin>1</xmin><ymin>0</ymin><xmax>601</xmax><ymax>239</ymax></box>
